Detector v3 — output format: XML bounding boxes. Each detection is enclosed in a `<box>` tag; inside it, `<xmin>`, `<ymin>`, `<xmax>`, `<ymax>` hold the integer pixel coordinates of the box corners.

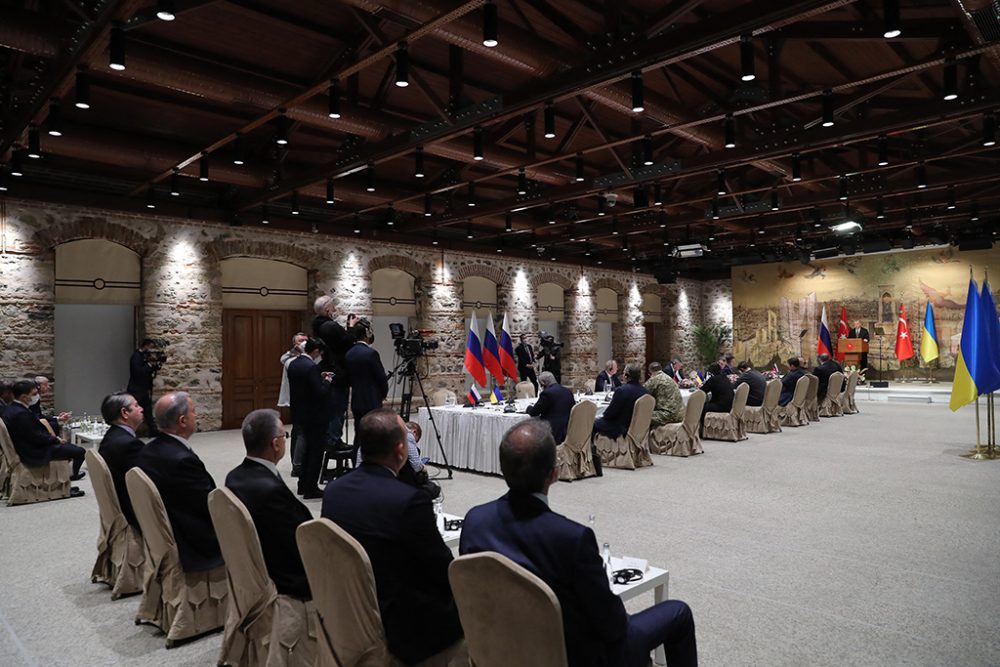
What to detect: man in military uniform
<box><xmin>645</xmin><ymin>362</ymin><xmax>684</xmax><ymax>427</ymax></box>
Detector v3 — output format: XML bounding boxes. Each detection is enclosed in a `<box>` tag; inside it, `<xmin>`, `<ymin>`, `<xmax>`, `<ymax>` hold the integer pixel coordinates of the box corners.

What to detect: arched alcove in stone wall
<box><xmin>219</xmin><ymin>257</ymin><xmax>309</xmax><ymax>310</ymax></box>
<box><xmin>55</xmin><ymin>239</ymin><xmax>141</xmax><ymax>305</ymax></box>
<box><xmin>34</xmin><ymin>217</ymin><xmax>157</xmax><ymax>257</ymax></box>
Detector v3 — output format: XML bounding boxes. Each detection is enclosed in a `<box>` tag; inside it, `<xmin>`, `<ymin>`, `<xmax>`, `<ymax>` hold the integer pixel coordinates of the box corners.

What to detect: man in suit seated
<box><xmin>321</xmin><ymin>409</ymin><xmax>463</xmax><ymax>665</ymax></box>
<box><xmin>718</xmin><ymin>355</ymin><xmax>737</xmax><ymax>377</ymax></box>
<box><xmin>345</xmin><ymin>319</ymin><xmax>389</xmax><ymax>434</ymax></box>
<box><xmin>645</xmin><ymin>362</ymin><xmax>684</xmax><ymax>427</ymax></box>
<box><xmin>0</xmin><ymin>380</ymin><xmax>14</xmax><ymax>408</ymax></box>
<box><xmin>135</xmin><ymin>391</ymin><xmax>223</xmax><ymax>573</ymax></box>
<box><xmin>30</xmin><ymin>375</ymin><xmax>70</xmax><ymax>434</ymax></box>
<box><xmin>287</xmin><ymin>338</ymin><xmax>331</xmax><ymax>499</ymax></box>
<box><xmin>669</xmin><ymin>358</ymin><xmax>685</xmax><ymax>383</ymax></box>
<box><xmin>225</xmin><ymin>409</ymin><xmax>312</xmax><ymax>601</ymax></box>
<box><xmin>595</xmin><ymin>360</ymin><xmax>622</xmax><ymax>393</ymax></box>
<box><xmin>526</xmin><ymin>371</ymin><xmax>576</xmax><ymax>443</ymax></box>
<box><xmin>813</xmin><ymin>353</ymin><xmax>844</xmax><ymax>401</ymax></box>
<box><xmin>700</xmin><ymin>363</ymin><xmax>735</xmax><ymax>435</ymax></box>
<box><xmin>779</xmin><ymin>357</ymin><xmax>806</xmax><ymax>406</ymax></box>
<box><xmin>98</xmin><ymin>392</ymin><xmax>146</xmax><ymax>525</ymax></box>
<box><xmin>735</xmin><ymin>361</ymin><xmax>767</xmax><ymax>407</ymax></box>
<box><xmin>1</xmin><ymin>379</ymin><xmax>86</xmax><ymax>495</ymax></box>
<box><xmin>593</xmin><ymin>364</ymin><xmax>648</xmax><ymax>439</ymax></box>
<box><xmin>460</xmin><ymin>419</ymin><xmax>698</xmax><ymax>667</ymax></box>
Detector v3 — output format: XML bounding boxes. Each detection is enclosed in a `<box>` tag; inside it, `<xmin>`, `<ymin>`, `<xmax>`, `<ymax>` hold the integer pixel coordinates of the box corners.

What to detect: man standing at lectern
<box><xmin>850</xmin><ymin>320</ymin><xmax>870</xmax><ymax>371</ymax></box>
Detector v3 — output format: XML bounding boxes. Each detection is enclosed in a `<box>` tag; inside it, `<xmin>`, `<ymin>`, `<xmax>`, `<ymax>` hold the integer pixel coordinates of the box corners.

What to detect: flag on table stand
<box><xmin>493</xmin><ymin>386</ymin><xmax>504</xmax><ymax>403</ymax></box>
<box><xmin>836</xmin><ymin>305</ymin><xmax>849</xmax><ymax>361</ymax></box>
<box><xmin>817</xmin><ymin>305</ymin><xmax>833</xmax><ymax>358</ymax></box>
<box><xmin>464</xmin><ymin>312</ymin><xmax>488</xmax><ymax>387</ymax></box>
<box><xmin>488</xmin><ymin>387</ymin><xmax>499</xmax><ymax>404</ymax></box>
<box><xmin>920</xmin><ymin>301</ymin><xmax>939</xmax><ymax>363</ymax></box>
<box><xmin>895</xmin><ymin>303</ymin><xmax>914</xmax><ymax>361</ymax></box>
<box><xmin>977</xmin><ymin>274</ymin><xmax>1000</xmax><ymax>394</ymax></box>
<box><xmin>482</xmin><ymin>312</ymin><xmax>504</xmax><ymax>384</ymax></box>
<box><xmin>498</xmin><ymin>312</ymin><xmax>519</xmax><ymax>383</ymax></box>
<box><xmin>467</xmin><ymin>385</ymin><xmax>482</xmax><ymax>405</ymax></box>
<box><xmin>950</xmin><ymin>275</ymin><xmax>984</xmax><ymax>411</ymax></box>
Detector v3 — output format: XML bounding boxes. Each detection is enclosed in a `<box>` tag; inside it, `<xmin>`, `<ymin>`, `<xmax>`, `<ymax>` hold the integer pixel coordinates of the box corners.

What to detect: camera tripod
<box><xmin>390</xmin><ymin>355</ymin><xmax>453</xmax><ymax>480</ymax></box>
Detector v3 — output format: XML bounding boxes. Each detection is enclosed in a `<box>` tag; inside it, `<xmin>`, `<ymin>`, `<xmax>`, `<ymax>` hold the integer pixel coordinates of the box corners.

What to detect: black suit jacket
<box><xmin>1</xmin><ymin>402</ymin><xmax>60</xmax><ymax>467</ymax></box>
<box><xmin>813</xmin><ymin>359</ymin><xmax>844</xmax><ymax>400</ymax></box>
<box><xmin>345</xmin><ymin>342</ymin><xmax>388</xmax><ymax>415</ymax></box>
<box><xmin>526</xmin><ymin>383</ymin><xmax>575</xmax><ymax>443</ymax></box>
<box><xmin>286</xmin><ymin>355</ymin><xmax>330</xmax><ymax>426</ymax></box>
<box><xmin>98</xmin><ymin>424</ymin><xmax>145</xmax><ymax>525</ymax></box>
<box><xmin>127</xmin><ymin>349</ymin><xmax>154</xmax><ymax>396</ymax></box>
<box><xmin>312</xmin><ymin>315</ymin><xmax>354</xmax><ymax>386</ymax></box>
<box><xmin>515</xmin><ymin>342</ymin><xmax>535</xmax><ymax>374</ymax></box>
<box><xmin>595</xmin><ymin>381</ymin><xmax>648</xmax><ymax>438</ymax></box>
<box><xmin>594</xmin><ymin>370</ymin><xmax>621</xmax><ymax>392</ymax></box>
<box><xmin>850</xmin><ymin>326</ymin><xmax>870</xmax><ymax>342</ymax></box>
<box><xmin>225</xmin><ymin>459</ymin><xmax>312</xmax><ymax>600</ymax></box>
<box><xmin>135</xmin><ymin>434</ymin><xmax>223</xmax><ymax>572</ymax></box>
<box><xmin>736</xmin><ymin>370</ymin><xmax>767</xmax><ymax>407</ymax></box>
<box><xmin>321</xmin><ymin>462</ymin><xmax>462</xmax><ymax>665</ymax></box>
<box><xmin>461</xmin><ymin>492</ymin><xmax>628</xmax><ymax>667</ymax></box>
<box><xmin>779</xmin><ymin>369</ymin><xmax>805</xmax><ymax>406</ymax></box>
<box><xmin>702</xmin><ymin>373</ymin><xmax>735</xmax><ymax>412</ymax></box>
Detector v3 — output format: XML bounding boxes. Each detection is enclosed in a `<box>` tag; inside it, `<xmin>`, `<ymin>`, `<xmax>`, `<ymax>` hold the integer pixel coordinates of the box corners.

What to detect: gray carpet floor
<box><xmin>2</xmin><ymin>401</ymin><xmax>999</xmax><ymax>667</ymax></box>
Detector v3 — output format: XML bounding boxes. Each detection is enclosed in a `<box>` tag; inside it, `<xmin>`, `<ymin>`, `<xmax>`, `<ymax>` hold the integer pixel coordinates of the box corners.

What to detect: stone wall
<box><xmin>0</xmin><ymin>199</ymin><xmax>735</xmax><ymax>430</ymax></box>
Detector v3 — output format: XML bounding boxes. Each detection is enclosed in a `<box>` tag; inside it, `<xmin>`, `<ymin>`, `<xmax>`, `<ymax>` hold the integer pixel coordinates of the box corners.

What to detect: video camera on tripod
<box><xmin>539</xmin><ymin>331</ymin><xmax>563</xmax><ymax>352</ymax></box>
<box><xmin>143</xmin><ymin>338</ymin><xmax>169</xmax><ymax>373</ymax></box>
<box><xmin>389</xmin><ymin>323</ymin><xmax>439</xmax><ymax>360</ymax></box>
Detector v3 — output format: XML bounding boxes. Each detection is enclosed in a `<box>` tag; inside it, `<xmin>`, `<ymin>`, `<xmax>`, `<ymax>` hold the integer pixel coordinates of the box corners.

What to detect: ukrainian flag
<box><xmin>920</xmin><ymin>301</ymin><xmax>939</xmax><ymax>363</ymax></box>
<box><xmin>951</xmin><ymin>277</ymin><xmax>983</xmax><ymax>411</ymax></box>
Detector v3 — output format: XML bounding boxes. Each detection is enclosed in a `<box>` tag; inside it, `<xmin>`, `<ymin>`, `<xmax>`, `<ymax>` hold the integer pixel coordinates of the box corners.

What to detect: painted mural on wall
<box><xmin>731</xmin><ymin>246</ymin><xmax>1000</xmax><ymax>377</ymax></box>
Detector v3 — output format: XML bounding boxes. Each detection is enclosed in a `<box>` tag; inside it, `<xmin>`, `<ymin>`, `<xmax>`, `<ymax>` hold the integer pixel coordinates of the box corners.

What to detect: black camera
<box><xmin>143</xmin><ymin>339</ymin><xmax>168</xmax><ymax>372</ymax></box>
<box><xmin>391</xmin><ymin>323</ymin><xmax>439</xmax><ymax>360</ymax></box>
<box><xmin>539</xmin><ymin>331</ymin><xmax>563</xmax><ymax>351</ymax></box>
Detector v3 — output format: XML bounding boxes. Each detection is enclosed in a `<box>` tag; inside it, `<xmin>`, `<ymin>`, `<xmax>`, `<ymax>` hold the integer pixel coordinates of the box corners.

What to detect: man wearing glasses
<box><xmin>460</xmin><ymin>419</ymin><xmax>698</xmax><ymax>667</ymax></box>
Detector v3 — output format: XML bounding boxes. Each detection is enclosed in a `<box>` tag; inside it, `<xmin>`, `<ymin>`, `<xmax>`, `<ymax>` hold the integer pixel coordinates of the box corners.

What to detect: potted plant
<box><xmin>691</xmin><ymin>323</ymin><xmax>733</xmax><ymax>369</ymax></box>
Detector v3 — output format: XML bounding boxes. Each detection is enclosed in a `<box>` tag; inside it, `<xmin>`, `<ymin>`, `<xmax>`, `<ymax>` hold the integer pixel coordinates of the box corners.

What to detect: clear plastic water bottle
<box><xmin>601</xmin><ymin>542</ymin><xmax>612</xmax><ymax>582</ymax></box>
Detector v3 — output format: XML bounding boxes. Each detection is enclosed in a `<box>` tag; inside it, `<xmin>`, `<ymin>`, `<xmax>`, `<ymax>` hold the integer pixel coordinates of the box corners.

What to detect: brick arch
<box><xmin>454</xmin><ymin>263</ymin><xmax>508</xmax><ymax>287</ymax></box>
<box><xmin>210</xmin><ymin>237</ymin><xmax>324</xmax><ymax>270</ymax></box>
<box><xmin>367</xmin><ymin>253</ymin><xmax>431</xmax><ymax>282</ymax></box>
<box><xmin>592</xmin><ymin>276</ymin><xmax>626</xmax><ymax>294</ymax></box>
<box><xmin>530</xmin><ymin>271</ymin><xmax>573</xmax><ymax>291</ymax></box>
<box><xmin>33</xmin><ymin>216</ymin><xmax>156</xmax><ymax>257</ymax></box>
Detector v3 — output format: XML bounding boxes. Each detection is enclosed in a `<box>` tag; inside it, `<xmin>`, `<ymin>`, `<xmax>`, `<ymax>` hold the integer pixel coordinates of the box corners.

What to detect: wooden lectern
<box><xmin>840</xmin><ymin>338</ymin><xmax>868</xmax><ymax>367</ymax></box>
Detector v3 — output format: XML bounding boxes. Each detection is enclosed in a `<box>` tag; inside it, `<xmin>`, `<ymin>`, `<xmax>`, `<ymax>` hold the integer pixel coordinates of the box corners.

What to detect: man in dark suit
<box><xmin>135</xmin><ymin>391</ymin><xmax>223</xmax><ymax>572</ymax></box>
<box><xmin>225</xmin><ymin>409</ymin><xmax>312</xmax><ymax>601</ymax></box>
<box><xmin>515</xmin><ymin>334</ymin><xmax>538</xmax><ymax>391</ymax></box>
<box><xmin>1</xmin><ymin>379</ymin><xmax>86</xmax><ymax>495</ymax></box>
<box><xmin>526</xmin><ymin>371</ymin><xmax>575</xmax><ymax>443</ymax></box>
<box><xmin>312</xmin><ymin>296</ymin><xmax>357</xmax><ymax>449</ymax></box>
<box><xmin>461</xmin><ymin>419</ymin><xmax>697</xmax><ymax>667</ymax></box>
<box><xmin>779</xmin><ymin>357</ymin><xmax>805</xmax><ymax>406</ymax></box>
<box><xmin>850</xmin><ymin>320</ymin><xmax>870</xmax><ymax>370</ymax></box>
<box><xmin>98</xmin><ymin>391</ymin><xmax>146</xmax><ymax>524</ymax></box>
<box><xmin>595</xmin><ymin>360</ymin><xmax>622</xmax><ymax>393</ymax></box>
<box><xmin>735</xmin><ymin>361</ymin><xmax>767</xmax><ymax>407</ymax></box>
<box><xmin>29</xmin><ymin>376</ymin><xmax>68</xmax><ymax>434</ymax></box>
<box><xmin>719</xmin><ymin>355</ymin><xmax>737</xmax><ymax>377</ymax></box>
<box><xmin>345</xmin><ymin>319</ymin><xmax>388</xmax><ymax>433</ymax></box>
<box><xmin>127</xmin><ymin>339</ymin><xmax>158</xmax><ymax>435</ymax></box>
<box><xmin>700</xmin><ymin>363</ymin><xmax>735</xmax><ymax>436</ymax></box>
<box><xmin>593</xmin><ymin>364</ymin><xmax>648</xmax><ymax>439</ymax></box>
<box><xmin>287</xmin><ymin>339</ymin><xmax>331</xmax><ymax>499</ymax></box>
<box><xmin>322</xmin><ymin>409</ymin><xmax>463</xmax><ymax>665</ymax></box>
<box><xmin>670</xmin><ymin>358</ymin><xmax>685</xmax><ymax>384</ymax></box>
<box><xmin>813</xmin><ymin>353</ymin><xmax>844</xmax><ymax>401</ymax></box>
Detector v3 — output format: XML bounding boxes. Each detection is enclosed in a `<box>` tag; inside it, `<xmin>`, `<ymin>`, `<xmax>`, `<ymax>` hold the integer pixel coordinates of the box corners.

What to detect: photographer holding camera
<box><xmin>538</xmin><ymin>331</ymin><xmax>563</xmax><ymax>384</ymax></box>
<box><xmin>127</xmin><ymin>338</ymin><xmax>160</xmax><ymax>436</ymax></box>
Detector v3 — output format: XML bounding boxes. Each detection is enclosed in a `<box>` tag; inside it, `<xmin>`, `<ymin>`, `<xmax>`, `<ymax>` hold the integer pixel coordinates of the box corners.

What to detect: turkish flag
<box><xmin>895</xmin><ymin>303</ymin><xmax>914</xmax><ymax>361</ymax></box>
<box><xmin>836</xmin><ymin>305</ymin><xmax>849</xmax><ymax>361</ymax></box>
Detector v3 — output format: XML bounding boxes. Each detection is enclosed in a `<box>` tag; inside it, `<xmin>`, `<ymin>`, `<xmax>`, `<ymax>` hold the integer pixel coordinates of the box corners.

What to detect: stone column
<box><xmin>562</xmin><ymin>276</ymin><xmax>596</xmax><ymax>391</ymax></box>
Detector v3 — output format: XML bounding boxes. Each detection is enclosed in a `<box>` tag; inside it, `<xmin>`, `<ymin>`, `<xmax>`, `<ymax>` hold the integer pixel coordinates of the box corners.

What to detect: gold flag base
<box><xmin>961</xmin><ymin>449</ymin><xmax>1000</xmax><ymax>460</ymax></box>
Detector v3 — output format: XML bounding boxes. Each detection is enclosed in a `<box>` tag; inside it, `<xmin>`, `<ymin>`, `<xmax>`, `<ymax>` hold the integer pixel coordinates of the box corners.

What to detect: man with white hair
<box><xmin>526</xmin><ymin>371</ymin><xmax>575</xmax><ymax>443</ymax></box>
<box><xmin>595</xmin><ymin>360</ymin><xmax>622</xmax><ymax>393</ymax></box>
<box><xmin>30</xmin><ymin>375</ymin><xmax>70</xmax><ymax>432</ymax></box>
<box><xmin>312</xmin><ymin>295</ymin><xmax>357</xmax><ymax>449</ymax></box>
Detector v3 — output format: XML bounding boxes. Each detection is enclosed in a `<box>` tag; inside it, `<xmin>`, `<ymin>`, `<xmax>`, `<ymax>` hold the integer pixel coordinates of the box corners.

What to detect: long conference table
<box><xmin>417</xmin><ymin>391</ymin><xmax>694</xmax><ymax>475</ymax></box>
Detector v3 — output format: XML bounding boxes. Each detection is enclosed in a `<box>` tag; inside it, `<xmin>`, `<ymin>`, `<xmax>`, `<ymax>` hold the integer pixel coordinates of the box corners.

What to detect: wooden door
<box><xmin>222</xmin><ymin>309</ymin><xmax>302</xmax><ymax>429</ymax></box>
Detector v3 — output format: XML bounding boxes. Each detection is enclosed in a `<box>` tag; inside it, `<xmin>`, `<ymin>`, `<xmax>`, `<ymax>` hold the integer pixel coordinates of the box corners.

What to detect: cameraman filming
<box><xmin>538</xmin><ymin>331</ymin><xmax>563</xmax><ymax>384</ymax></box>
<box><xmin>312</xmin><ymin>296</ymin><xmax>357</xmax><ymax>449</ymax></box>
<box><xmin>127</xmin><ymin>338</ymin><xmax>159</xmax><ymax>436</ymax></box>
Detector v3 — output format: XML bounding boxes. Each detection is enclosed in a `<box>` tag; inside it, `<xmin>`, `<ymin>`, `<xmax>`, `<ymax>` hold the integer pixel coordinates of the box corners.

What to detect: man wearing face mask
<box><xmin>287</xmin><ymin>338</ymin><xmax>332</xmax><ymax>499</ymax></box>
<box><xmin>278</xmin><ymin>332</ymin><xmax>308</xmax><ymax>477</ymax></box>
<box><xmin>1</xmin><ymin>379</ymin><xmax>86</xmax><ymax>495</ymax></box>
<box><xmin>345</xmin><ymin>319</ymin><xmax>389</xmax><ymax>435</ymax></box>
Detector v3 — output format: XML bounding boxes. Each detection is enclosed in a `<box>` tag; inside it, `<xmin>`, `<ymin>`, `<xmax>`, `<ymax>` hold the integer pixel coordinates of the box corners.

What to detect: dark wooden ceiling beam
<box><xmin>574</xmin><ymin>96</ymin><xmax>632</xmax><ymax>179</ymax></box>
<box><xmin>123</xmin><ymin>0</ymin><xmax>221</xmax><ymax>31</ymax></box>
<box><xmin>522</xmin><ymin>0</ymin><xmax>588</xmax><ymax>47</ymax></box>
<box><xmin>645</xmin><ymin>0</ymin><xmax>705</xmax><ymax>38</ymax></box>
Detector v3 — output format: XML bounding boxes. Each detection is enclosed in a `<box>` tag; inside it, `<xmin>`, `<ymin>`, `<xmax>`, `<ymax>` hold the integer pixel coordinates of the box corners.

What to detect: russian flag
<box><xmin>482</xmin><ymin>312</ymin><xmax>503</xmax><ymax>383</ymax></box>
<box><xmin>467</xmin><ymin>384</ymin><xmax>482</xmax><ymax>405</ymax></box>
<box><xmin>817</xmin><ymin>305</ymin><xmax>833</xmax><ymax>358</ymax></box>
<box><xmin>464</xmin><ymin>311</ymin><xmax>488</xmax><ymax>387</ymax></box>
<box><xmin>498</xmin><ymin>312</ymin><xmax>519</xmax><ymax>382</ymax></box>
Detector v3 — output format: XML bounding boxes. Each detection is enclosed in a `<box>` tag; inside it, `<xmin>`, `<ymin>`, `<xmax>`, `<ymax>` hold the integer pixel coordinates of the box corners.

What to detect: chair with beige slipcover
<box><xmin>780</xmin><ymin>375</ymin><xmax>811</xmax><ymax>427</ymax></box>
<box><xmin>840</xmin><ymin>370</ymin><xmax>860</xmax><ymax>414</ymax></box>
<box><xmin>125</xmin><ymin>468</ymin><xmax>228</xmax><ymax>648</ymax></box>
<box><xmin>0</xmin><ymin>418</ymin><xmax>71</xmax><ymax>505</ymax></box>
<box><xmin>805</xmin><ymin>374</ymin><xmax>820</xmax><ymax>422</ymax></box>
<box><xmin>703</xmin><ymin>382</ymin><xmax>750</xmax><ymax>442</ymax></box>
<box><xmin>428</xmin><ymin>388</ymin><xmax>457</xmax><ymax>407</ymax></box>
<box><xmin>208</xmin><ymin>487</ymin><xmax>316</xmax><ymax>667</ymax></box>
<box><xmin>449</xmin><ymin>552</ymin><xmax>567</xmax><ymax>667</ymax></box>
<box><xmin>818</xmin><ymin>371</ymin><xmax>845</xmax><ymax>417</ymax></box>
<box><xmin>742</xmin><ymin>380</ymin><xmax>782</xmax><ymax>435</ymax></box>
<box><xmin>556</xmin><ymin>400</ymin><xmax>598</xmax><ymax>481</ymax></box>
<box><xmin>649</xmin><ymin>390</ymin><xmax>705</xmax><ymax>457</ymax></box>
<box><xmin>296</xmin><ymin>518</ymin><xmax>465</xmax><ymax>667</ymax></box>
<box><xmin>515</xmin><ymin>381</ymin><xmax>536</xmax><ymax>399</ymax></box>
<box><xmin>594</xmin><ymin>394</ymin><xmax>655</xmax><ymax>470</ymax></box>
<box><xmin>86</xmin><ymin>449</ymin><xmax>144</xmax><ymax>599</ymax></box>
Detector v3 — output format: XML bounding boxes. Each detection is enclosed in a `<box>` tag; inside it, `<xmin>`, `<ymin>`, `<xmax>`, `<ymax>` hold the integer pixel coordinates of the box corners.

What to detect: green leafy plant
<box><xmin>692</xmin><ymin>323</ymin><xmax>732</xmax><ymax>367</ymax></box>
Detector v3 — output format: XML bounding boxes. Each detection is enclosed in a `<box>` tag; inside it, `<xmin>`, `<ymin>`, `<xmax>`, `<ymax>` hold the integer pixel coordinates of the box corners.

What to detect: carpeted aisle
<box><xmin>1</xmin><ymin>401</ymin><xmax>998</xmax><ymax>666</ymax></box>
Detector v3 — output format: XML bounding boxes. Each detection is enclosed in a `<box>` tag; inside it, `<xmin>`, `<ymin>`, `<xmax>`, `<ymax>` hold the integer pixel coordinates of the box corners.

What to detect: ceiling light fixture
<box><xmin>74</xmin><ymin>70</ymin><xmax>90</xmax><ymax>109</ymax></box>
<box><xmin>543</xmin><ymin>102</ymin><xmax>556</xmax><ymax>139</ymax></box>
<box><xmin>653</xmin><ymin>184</ymin><xmax>663</xmax><ymax>206</ymax></box>
<box><xmin>740</xmin><ymin>34</ymin><xmax>755</xmax><ymax>82</ymax></box>
<box><xmin>517</xmin><ymin>168</ymin><xmax>527</xmax><ymax>195</ymax></box>
<box><xmin>482</xmin><ymin>0</ymin><xmax>498</xmax><ymax>47</ymax></box>
<box><xmin>291</xmin><ymin>191</ymin><xmax>300</xmax><ymax>215</ymax></box>
<box><xmin>612</xmin><ymin>216</ymin><xmax>619</xmax><ymax>235</ymax></box>
<box><xmin>466</xmin><ymin>222</ymin><xmax>474</xmax><ymax>239</ymax></box>
<box><xmin>724</xmin><ymin>115</ymin><xmax>736</xmax><ymax>149</ymax></box>
<box><xmin>970</xmin><ymin>202</ymin><xmax>980</xmax><ymax>222</ymax></box>
<box><xmin>821</xmin><ymin>89</ymin><xmax>835</xmax><ymax>127</ymax></box>
<box><xmin>424</xmin><ymin>193</ymin><xmax>432</xmax><ymax>217</ymax></box>
<box><xmin>328</xmin><ymin>80</ymin><xmax>341</xmax><ymax>119</ymax></box>
<box><xmin>711</xmin><ymin>198</ymin><xmax>720</xmax><ymax>220</ymax></box>
<box><xmin>109</xmin><ymin>25</ymin><xmax>126</xmax><ymax>71</ymax></box>
<box><xmin>199</xmin><ymin>154</ymin><xmax>209</xmax><ymax>182</ymax></box>
<box><xmin>505</xmin><ymin>212</ymin><xmax>512</xmax><ymax>232</ymax></box>
<box><xmin>792</xmin><ymin>153</ymin><xmax>802</xmax><ymax>182</ymax></box>
<box><xmin>877</xmin><ymin>134</ymin><xmax>889</xmax><ymax>166</ymax></box>
<box><xmin>916</xmin><ymin>161</ymin><xmax>927</xmax><ymax>189</ymax></box>
<box><xmin>431</xmin><ymin>230</ymin><xmax>439</xmax><ymax>245</ymax></box>
<box><xmin>27</xmin><ymin>127</ymin><xmax>41</xmax><ymax>159</ymax></box>
<box><xmin>575</xmin><ymin>153</ymin><xmax>585</xmax><ymax>182</ymax></box>
<box><xmin>45</xmin><ymin>101</ymin><xmax>62</xmax><ymax>137</ymax></box>
<box><xmin>261</xmin><ymin>206</ymin><xmax>269</xmax><ymax>225</ymax></box>
<box><xmin>326</xmin><ymin>179</ymin><xmax>335</xmax><ymax>204</ymax></box>
<box><xmin>946</xmin><ymin>185</ymin><xmax>956</xmax><ymax>210</ymax></box>
<box><xmin>942</xmin><ymin>58</ymin><xmax>958</xmax><ymax>101</ymax></box>
<box><xmin>275</xmin><ymin>114</ymin><xmax>289</xmax><ymax>145</ymax></box>
<box><xmin>838</xmin><ymin>175</ymin><xmax>848</xmax><ymax>200</ymax></box>
<box><xmin>642</xmin><ymin>135</ymin><xmax>654</xmax><ymax>165</ymax></box>
<box><xmin>716</xmin><ymin>169</ymin><xmax>727</xmax><ymax>195</ymax></box>
<box><xmin>812</xmin><ymin>208</ymin><xmax>822</xmax><ymax>228</ymax></box>
<box><xmin>232</xmin><ymin>134</ymin><xmax>245</xmax><ymax>165</ymax></box>
<box><xmin>10</xmin><ymin>150</ymin><xmax>24</xmax><ymax>177</ymax></box>
<box><xmin>414</xmin><ymin>146</ymin><xmax>425</xmax><ymax>178</ymax></box>
<box><xmin>631</xmin><ymin>71</ymin><xmax>644</xmax><ymax>113</ymax></box>
<box><xmin>0</xmin><ymin>166</ymin><xmax>8</xmax><ymax>191</ymax></box>
<box><xmin>658</xmin><ymin>210</ymin><xmax>666</xmax><ymax>228</ymax></box>
<box><xmin>876</xmin><ymin>197</ymin><xmax>885</xmax><ymax>219</ymax></box>
<box><xmin>156</xmin><ymin>0</ymin><xmax>176</xmax><ymax>21</ymax></box>
<box><xmin>170</xmin><ymin>170</ymin><xmax>180</xmax><ymax>196</ymax></box>
<box><xmin>547</xmin><ymin>209</ymin><xmax>556</xmax><ymax>224</ymax></box>
<box><xmin>770</xmin><ymin>189</ymin><xmax>780</xmax><ymax>211</ymax></box>
<box><xmin>394</xmin><ymin>43</ymin><xmax>409</xmax><ymax>87</ymax></box>
<box><xmin>353</xmin><ymin>214</ymin><xmax>361</xmax><ymax>233</ymax></box>
<box><xmin>467</xmin><ymin>182</ymin><xmax>476</xmax><ymax>207</ymax></box>
<box><xmin>597</xmin><ymin>195</ymin><xmax>606</xmax><ymax>216</ymax></box>
<box><xmin>883</xmin><ymin>0</ymin><xmax>901</xmax><ymax>39</ymax></box>
<box><xmin>473</xmin><ymin>127</ymin><xmax>484</xmax><ymax>160</ymax></box>
<box><xmin>145</xmin><ymin>188</ymin><xmax>156</xmax><ymax>209</ymax></box>
<box><xmin>365</xmin><ymin>164</ymin><xmax>376</xmax><ymax>192</ymax></box>
<box><xmin>982</xmin><ymin>113</ymin><xmax>996</xmax><ymax>147</ymax></box>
